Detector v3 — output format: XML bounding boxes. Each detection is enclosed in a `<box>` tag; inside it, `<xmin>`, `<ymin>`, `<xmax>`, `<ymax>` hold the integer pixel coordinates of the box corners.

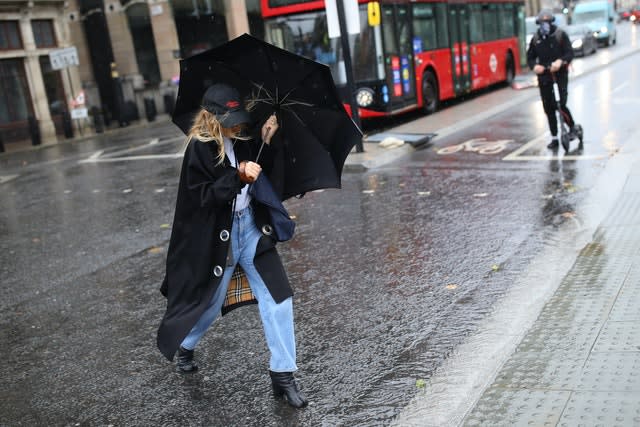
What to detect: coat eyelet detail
<box><xmin>261</xmin><ymin>224</ymin><xmax>273</xmax><ymax>236</ymax></box>
<box><xmin>219</xmin><ymin>229</ymin><xmax>230</xmax><ymax>241</ymax></box>
<box><xmin>213</xmin><ymin>265</ymin><xmax>223</xmax><ymax>277</ymax></box>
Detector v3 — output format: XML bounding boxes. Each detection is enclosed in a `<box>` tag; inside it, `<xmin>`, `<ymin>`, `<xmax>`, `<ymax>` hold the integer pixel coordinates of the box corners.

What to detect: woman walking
<box><xmin>156</xmin><ymin>83</ymin><xmax>307</xmax><ymax>408</ymax></box>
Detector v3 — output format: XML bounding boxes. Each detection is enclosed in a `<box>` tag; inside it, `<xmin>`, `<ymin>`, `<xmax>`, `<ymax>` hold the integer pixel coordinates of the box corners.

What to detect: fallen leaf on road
<box><xmin>160</xmin><ymin>223</ymin><xmax>170</xmax><ymax>229</ymax></box>
<box><xmin>148</xmin><ymin>246</ymin><xmax>163</xmax><ymax>254</ymax></box>
<box><xmin>491</xmin><ymin>264</ymin><xmax>500</xmax><ymax>272</ymax></box>
<box><xmin>561</xmin><ymin>212</ymin><xmax>576</xmax><ymax>218</ymax></box>
<box><xmin>416</xmin><ymin>379</ymin><xmax>426</xmax><ymax>388</ymax></box>
<box><xmin>446</xmin><ymin>284</ymin><xmax>458</xmax><ymax>290</ymax></box>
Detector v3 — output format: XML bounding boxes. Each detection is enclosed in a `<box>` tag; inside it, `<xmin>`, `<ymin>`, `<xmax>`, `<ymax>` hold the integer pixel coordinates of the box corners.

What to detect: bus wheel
<box><xmin>422</xmin><ymin>71</ymin><xmax>439</xmax><ymax>115</ymax></box>
<box><xmin>505</xmin><ymin>53</ymin><xmax>515</xmax><ymax>85</ymax></box>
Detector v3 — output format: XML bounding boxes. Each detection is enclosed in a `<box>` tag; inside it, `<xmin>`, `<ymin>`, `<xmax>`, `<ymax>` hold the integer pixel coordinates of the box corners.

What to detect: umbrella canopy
<box><xmin>172</xmin><ymin>33</ymin><xmax>362</xmax><ymax>200</ymax></box>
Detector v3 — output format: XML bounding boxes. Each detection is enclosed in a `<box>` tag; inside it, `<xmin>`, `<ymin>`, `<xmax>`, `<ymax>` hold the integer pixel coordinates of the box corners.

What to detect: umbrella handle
<box><xmin>255</xmin><ymin>141</ymin><xmax>265</xmax><ymax>163</ymax></box>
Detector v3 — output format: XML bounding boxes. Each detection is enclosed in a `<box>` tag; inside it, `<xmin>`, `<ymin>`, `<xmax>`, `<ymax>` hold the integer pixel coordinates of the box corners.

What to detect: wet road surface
<box><xmin>1</xmin><ymin>30</ymin><xmax>639</xmax><ymax>426</ymax></box>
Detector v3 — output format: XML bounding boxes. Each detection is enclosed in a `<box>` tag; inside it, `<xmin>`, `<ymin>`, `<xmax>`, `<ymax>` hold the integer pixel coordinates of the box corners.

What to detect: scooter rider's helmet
<box><xmin>536</xmin><ymin>9</ymin><xmax>555</xmax><ymax>24</ymax></box>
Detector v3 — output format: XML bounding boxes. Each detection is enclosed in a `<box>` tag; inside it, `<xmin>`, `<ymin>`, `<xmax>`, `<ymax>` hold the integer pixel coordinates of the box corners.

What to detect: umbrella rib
<box><xmin>281</xmin><ymin>100</ymin><xmax>314</xmax><ymax>108</ymax></box>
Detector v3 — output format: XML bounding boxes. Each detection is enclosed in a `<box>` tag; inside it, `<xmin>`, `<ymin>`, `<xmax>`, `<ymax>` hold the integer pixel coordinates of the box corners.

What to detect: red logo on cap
<box><xmin>226</xmin><ymin>100</ymin><xmax>239</xmax><ymax>108</ymax></box>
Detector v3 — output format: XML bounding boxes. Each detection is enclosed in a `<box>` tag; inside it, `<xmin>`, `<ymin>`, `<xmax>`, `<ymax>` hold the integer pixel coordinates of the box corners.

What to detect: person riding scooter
<box><xmin>527</xmin><ymin>9</ymin><xmax>581</xmax><ymax>152</ymax></box>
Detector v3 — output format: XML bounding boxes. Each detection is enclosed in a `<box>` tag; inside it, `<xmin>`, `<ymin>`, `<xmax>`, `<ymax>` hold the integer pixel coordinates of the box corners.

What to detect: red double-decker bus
<box><xmin>261</xmin><ymin>0</ymin><xmax>527</xmax><ymax>118</ymax></box>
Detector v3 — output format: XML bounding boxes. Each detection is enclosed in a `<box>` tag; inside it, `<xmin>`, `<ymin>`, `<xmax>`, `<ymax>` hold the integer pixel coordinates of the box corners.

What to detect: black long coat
<box><xmin>156</xmin><ymin>132</ymin><xmax>292</xmax><ymax>361</ymax></box>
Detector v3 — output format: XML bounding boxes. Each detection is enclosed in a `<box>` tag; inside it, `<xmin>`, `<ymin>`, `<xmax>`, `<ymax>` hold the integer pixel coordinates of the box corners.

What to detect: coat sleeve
<box><xmin>186</xmin><ymin>139</ymin><xmax>243</xmax><ymax>208</ymax></box>
<box><xmin>559</xmin><ymin>30</ymin><xmax>574</xmax><ymax>64</ymax></box>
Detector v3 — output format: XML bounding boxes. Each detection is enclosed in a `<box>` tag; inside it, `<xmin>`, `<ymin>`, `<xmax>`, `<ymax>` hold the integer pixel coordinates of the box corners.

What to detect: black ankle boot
<box><xmin>176</xmin><ymin>346</ymin><xmax>198</xmax><ymax>373</ymax></box>
<box><xmin>269</xmin><ymin>371</ymin><xmax>308</xmax><ymax>408</ymax></box>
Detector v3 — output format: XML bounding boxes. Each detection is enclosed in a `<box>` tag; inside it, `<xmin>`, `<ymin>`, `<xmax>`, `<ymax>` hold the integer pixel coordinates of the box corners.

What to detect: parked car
<box><xmin>617</xmin><ymin>8</ymin><xmax>632</xmax><ymax>21</ymax></box>
<box><xmin>571</xmin><ymin>1</ymin><xmax>617</xmax><ymax>46</ymax></box>
<box><xmin>565</xmin><ymin>24</ymin><xmax>598</xmax><ymax>56</ymax></box>
<box><xmin>631</xmin><ymin>6</ymin><xmax>640</xmax><ymax>23</ymax></box>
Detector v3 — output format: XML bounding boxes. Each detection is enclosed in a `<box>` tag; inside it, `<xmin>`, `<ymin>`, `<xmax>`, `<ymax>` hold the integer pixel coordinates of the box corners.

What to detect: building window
<box><xmin>0</xmin><ymin>21</ymin><xmax>23</xmax><ymax>50</ymax></box>
<box><xmin>0</xmin><ymin>59</ymin><xmax>32</xmax><ymax>124</ymax></box>
<box><xmin>171</xmin><ymin>0</ymin><xmax>228</xmax><ymax>58</ymax></box>
<box><xmin>32</xmin><ymin>20</ymin><xmax>57</xmax><ymax>48</ymax></box>
<box><xmin>123</xmin><ymin>3</ymin><xmax>161</xmax><ymax>85</ymax></box>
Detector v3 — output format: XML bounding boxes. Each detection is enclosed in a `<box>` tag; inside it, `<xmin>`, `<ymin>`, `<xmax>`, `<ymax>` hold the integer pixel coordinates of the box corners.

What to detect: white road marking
<box><xmin>611</xmin><ymin>81</ymin><xmax>629</xmax><ymax>94</ymax></box>
<box><xmin>0</xmin><ymin>175</ymin><xmax>19</xmax><ymax>184</ymax></box>
<box><xmin>79</xmin><ymin>136</ymin><xmax>185</xmax><ymax>163</ymax></box>
<box><xmin>502</xmin><ymin>133</ymin><xmax>607</xmax><ymax>161</ymax></box>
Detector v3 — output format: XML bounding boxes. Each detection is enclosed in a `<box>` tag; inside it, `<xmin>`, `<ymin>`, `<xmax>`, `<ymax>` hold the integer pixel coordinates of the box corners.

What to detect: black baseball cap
<box><xmin>202</xmin><ymin>83</ymin><xmax>251</xmax><ymax>128</ymax></box>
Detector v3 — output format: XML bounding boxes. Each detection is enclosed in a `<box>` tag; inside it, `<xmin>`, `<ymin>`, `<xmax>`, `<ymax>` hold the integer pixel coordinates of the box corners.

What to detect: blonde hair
<box><xmin>187</xmin><ymin>109</ymin><xmax>249</xmax><ymax>165</ymax></box>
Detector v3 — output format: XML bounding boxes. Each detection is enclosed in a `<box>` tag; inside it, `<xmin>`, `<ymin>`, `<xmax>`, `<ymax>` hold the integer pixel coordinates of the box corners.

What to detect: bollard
<box><xmin>62</xmin><ymin>111</ymin><xmax>74</xmax><ymax>139</ymax></box>
<box><xmin>91</xmin><ymin>106</ymin><xmax>104</xmax><ymax>133</ymax></box>
<box><xmin>144</xmin><ymin>97</ymin><xmax>157</xmax><ymax>122</ymax></box>
<box><xmin>28</xmin><ymin>116</ymin><xmax>41</xmax><ymax>146</ymax></box>
<box><xmin>163</xmin><ymin>93</ymin><xmax>175</xmax><ymax>115</ymax></box>
<box><xmin>102</xmin><ymin>105</ymin><xmax>112</xmax><ymax>127</ymax></box>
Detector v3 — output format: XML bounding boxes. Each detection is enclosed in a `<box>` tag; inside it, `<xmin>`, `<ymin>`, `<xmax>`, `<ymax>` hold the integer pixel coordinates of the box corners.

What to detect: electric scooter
<box><xmin>550</xmin><ymin>70</ymin><xmax>583</xmax><ymax>153</ymax></box>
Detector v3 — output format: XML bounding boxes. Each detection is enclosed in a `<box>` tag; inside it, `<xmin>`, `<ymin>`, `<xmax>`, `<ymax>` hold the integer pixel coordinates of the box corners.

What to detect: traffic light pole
<box><xmin>335</xmin><ymin>0</ymin><xmax>364</xmax><ymax>152</ymax></box>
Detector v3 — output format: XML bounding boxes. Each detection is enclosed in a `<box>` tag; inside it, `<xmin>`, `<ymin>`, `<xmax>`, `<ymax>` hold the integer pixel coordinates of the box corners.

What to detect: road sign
<box><xmin>49</xmin><ymin>47</ymin><xmax>79</xmax><ymax>70</ymax></box>
<box><xmin>71</xmin><ymin>108</ymin><xmax>88</xmax><ymax>119</ymax></box>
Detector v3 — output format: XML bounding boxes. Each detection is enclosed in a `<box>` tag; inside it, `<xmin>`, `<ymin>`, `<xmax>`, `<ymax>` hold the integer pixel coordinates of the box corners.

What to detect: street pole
<box><xmin>335</xmin><ymin>0</ymin><xmax>364</xmax><ymax>152</ymax></box>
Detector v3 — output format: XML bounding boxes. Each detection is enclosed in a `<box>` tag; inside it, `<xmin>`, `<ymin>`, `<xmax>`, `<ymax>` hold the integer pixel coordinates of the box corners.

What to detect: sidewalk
<box><xmin>460</xmin><ymin>159</ymin><xmax>640</xmax><ymax>426</ymax></box>
<box><xmin>0</xmin><ymin>114</ymin><xmax>170</xmax><ymax>155</ymax></box>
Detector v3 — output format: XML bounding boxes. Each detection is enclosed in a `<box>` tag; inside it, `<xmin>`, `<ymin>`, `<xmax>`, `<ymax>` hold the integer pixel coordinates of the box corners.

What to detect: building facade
<box><xmin>0</xmin><ymin>0</ymin><xmax>80</xmax><ymax>144</ymax></box>
<box><xmin>0</xmin><ymin>0</ymin><xmax>261</xmax><ymax>146</ymax></box>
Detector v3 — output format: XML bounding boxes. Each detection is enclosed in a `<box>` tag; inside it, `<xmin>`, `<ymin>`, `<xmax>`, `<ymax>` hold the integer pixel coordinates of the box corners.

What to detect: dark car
<box><xmin>565</xmin><ymin>24</ymin><xmax>598</xmax><ymax>56</ymax></box>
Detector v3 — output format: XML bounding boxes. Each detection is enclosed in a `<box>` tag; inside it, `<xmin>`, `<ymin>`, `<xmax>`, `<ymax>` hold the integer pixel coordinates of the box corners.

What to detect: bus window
<box><xmin>382</xmin><ymin>6</ymin><xmax>398</xmax><ymax>53</ymax></box>
<box><xmin>264</xmin><ymin>9</ymin><xmax>378</xmax><ymax>84</ymax></box>
<box><xmin>413</xmin><ymin>4</ymin><xmax>450</xmax><ymax>50</ymax></box>
<box><xmin>435</xmin><ymin>4</ymin><xmax>449</xmax><ymax>48</ymax></box>
<box><xmin>499</xmin><ymin>4</ymin><xmax>516</xmax><ymax>38</ymax></box>
<box><xmin>351</xmin><ymin>9</ymin><xmax>377</xmax><ymax>82</ymax></box>
<box><xmin>469</xmin><ymin>4</ymin><xmax>484</xmax><ymax>43</ymax></box>
<box><xmin>396</xmin><ymin>5</ymin><xmax>412</xmax><ymax>55</ymax></box>
<box><xmin>413</xmin><ymin>4</ymin><xmax>437</xmax><ymax>50</ymax></box>
<box><xmin>482</xmin><ymin>4</ymin><xmax>499</xmax><ymax>41</ymax></box>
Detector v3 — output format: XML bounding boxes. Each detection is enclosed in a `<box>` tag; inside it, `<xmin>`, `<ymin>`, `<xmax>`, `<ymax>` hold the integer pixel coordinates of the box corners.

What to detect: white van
<box><xmin>571</xmin><ymin>1</ymin><xmax>617</xmax><ymax>46</ymax></box>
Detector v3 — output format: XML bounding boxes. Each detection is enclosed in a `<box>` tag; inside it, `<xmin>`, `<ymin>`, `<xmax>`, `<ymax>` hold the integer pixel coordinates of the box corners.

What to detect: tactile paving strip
<box><xmin>600</xmin><ymin>194</ymin><xmax>640</xmax><ymax>227</ymax></box>
<box><xmin>463</xmin><ymin>388</ymin><xmax>571</xmax><ymax>427</ymax></box>
<box><xmin>577</xmin><ymin>352</ymin><xmax>640</xmax><ymax>392</ymax></box>
<box><xmin>462</xmin><ymin>192</ymin><xmax>640</xmax><ymax>425</ymax></box>
<box><xmin>516</xmin><ymin>321</ymin><xmax>600</xmax><ymax>355</ymax></box>
<box><xmin>492</xmin><ymin>352</ymin><xmax>584</xmax><ymax>390</ymax></box>
<box><xmin>609</xmin><ymin>264</ymin><xmax>640</xmax><ymax>322</ymax></box>
<box><xmin>593</xmin><ymin>224</ymin><xmax>640</xmax><ymax>258</ymax></box>
<box><xmin>557</xmin><ymin>391</ymin><xmax>640</xmax><ymax>427</ymax></box>
<box><xmin>593</xmin><ymin>321</ymin><xmax>640</xmax><ymax>352</ymax></box>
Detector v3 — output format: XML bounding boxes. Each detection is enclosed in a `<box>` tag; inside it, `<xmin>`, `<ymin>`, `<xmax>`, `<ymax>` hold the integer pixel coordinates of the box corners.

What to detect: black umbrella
<box><xmin>172</xmin><ymin>33</ymin><xmax>362</xmax><ymax>200</ymax></box>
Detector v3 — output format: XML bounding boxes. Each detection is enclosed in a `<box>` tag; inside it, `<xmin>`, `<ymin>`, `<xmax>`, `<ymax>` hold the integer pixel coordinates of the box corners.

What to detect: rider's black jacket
<box><xmin>527</xmin><ymin>24</ymin><xmax>574</xmax><ymax>86</ymax></box>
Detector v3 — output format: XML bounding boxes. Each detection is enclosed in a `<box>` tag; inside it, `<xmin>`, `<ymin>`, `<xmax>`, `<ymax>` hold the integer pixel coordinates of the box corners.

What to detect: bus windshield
<box><xmin>264</xmin><ymin>9</ymin><xmax>379</xmax><ymax>84</ymax></box>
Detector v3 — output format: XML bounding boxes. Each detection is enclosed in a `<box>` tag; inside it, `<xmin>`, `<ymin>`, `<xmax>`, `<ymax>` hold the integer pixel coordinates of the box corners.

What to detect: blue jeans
<box><xmin>180</xmin><ymin>206</ymin><xmax>297</xmax><ymax>372</ymax></box>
